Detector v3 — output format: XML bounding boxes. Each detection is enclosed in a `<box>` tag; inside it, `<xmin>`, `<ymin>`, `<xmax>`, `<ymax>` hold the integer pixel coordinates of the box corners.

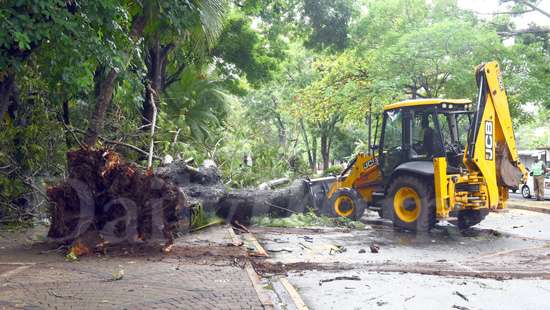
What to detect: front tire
<box><xmin>521</xmin><ymin>185</ymin><xmax>531</xmax><ymax>199</ymax></box>
<box><xmin>326</xmin><ymin>188</ymin><xmax>366</xmax><ymax>220</ymax></box>
<box><xmin>386</xmin><ymin>175</ymin><xmax>435</xmax><ymax>232</ymax></box>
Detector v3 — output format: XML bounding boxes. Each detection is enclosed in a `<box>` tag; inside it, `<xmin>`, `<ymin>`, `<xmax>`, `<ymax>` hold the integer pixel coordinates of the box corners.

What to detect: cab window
<box><xmin>384</xmin><ymin>110</ymin><xmax>402</xmax><ymax>151</ymax></box>
<box><xmin>411</xmin><ymin>111</ymin><xmax>441</xmax><ymax>158</ymax></box>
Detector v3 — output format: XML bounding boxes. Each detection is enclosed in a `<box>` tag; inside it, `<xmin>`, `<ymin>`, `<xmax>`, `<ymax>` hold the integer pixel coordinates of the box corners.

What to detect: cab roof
<box><xmin>383</xmin><ymin>98</ymin><xmax>472</xmax><ymax>111</ymax></box>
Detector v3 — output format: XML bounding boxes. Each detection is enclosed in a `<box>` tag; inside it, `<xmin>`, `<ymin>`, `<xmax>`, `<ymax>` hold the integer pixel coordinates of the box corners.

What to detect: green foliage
<box><xmin>213</xmin><ymin>12</ymin><xmax>280</xmax><ymax>87</ymax></box>
<box><xmin>0</xmin><ymin>79</ymin><xmax>66</xmax><ymax>223</ymax></box>
<box><xmin>190</xmin><ymin>204</ymin><xmax>224</xmax><ymax>231</ymax></box>
<box><xmin>162</xmin><ymin>65</ymin><xmax>232</xmax><ymax>143</ymax></box>
<box><xmin>323</xmin><ymin>165</ymin><xmax>342</xmax><ymax>176</ymax></box>
<box><xmin>289</xmin><ymin>51</ymin><xmax>370</xmax><ymax>123</ymax></box>
<box><xmin>251</xmin><ymin>210</ymin><xmax>365</xmax><ymax>229</ymax></box>
<box><xmin>301</xmin><ymin>0</ymin><xmax>355</xmax><ymax>50</ymax></box>
<box><xmin>4</xmin><ymin>0</ymin><xmax>550</xmax><ymax>226</ymax></box>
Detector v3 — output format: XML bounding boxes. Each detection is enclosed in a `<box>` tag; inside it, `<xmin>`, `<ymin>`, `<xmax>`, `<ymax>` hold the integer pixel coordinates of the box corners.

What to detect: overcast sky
<box><xmin>458</xmin><ymin>0</ymin><xmax>550</xmax><ymax>28</ymax></box>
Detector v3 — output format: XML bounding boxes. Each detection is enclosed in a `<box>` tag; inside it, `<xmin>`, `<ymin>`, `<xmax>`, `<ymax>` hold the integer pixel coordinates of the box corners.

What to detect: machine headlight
<box><xmin>442</xmin><ymin>103</ymin><xmax>447</xmax><ymax>108</ymax></box>
<box><xmin>448</xmin><ymin>104</ymin><xmax>453</xmax><ymax>109</ymax></box>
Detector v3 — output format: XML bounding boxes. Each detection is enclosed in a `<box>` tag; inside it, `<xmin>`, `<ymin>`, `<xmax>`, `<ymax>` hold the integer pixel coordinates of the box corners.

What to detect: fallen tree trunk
<box><xmin>157</xmin><ymin>160</ymin><xmax>311</xmax><ymax>224</ymax></box>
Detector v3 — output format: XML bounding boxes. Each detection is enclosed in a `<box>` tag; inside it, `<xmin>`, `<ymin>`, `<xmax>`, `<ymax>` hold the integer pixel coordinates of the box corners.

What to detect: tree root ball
<box><xmin>47</xmin><ymin>147</ymin><xmax>189</xmax><ymax>252</ymax></box>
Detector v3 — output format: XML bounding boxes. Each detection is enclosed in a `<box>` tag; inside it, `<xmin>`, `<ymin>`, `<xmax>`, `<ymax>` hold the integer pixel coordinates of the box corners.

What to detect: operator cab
<box><xmin>377</xmin><ymin>99</ymin><xmax>473</xmax><ymax>181</ymax></box>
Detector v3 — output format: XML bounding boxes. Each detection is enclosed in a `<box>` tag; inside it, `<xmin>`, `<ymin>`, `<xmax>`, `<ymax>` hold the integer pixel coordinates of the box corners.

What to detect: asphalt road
<box><xmin>254</xmin><ymin>207</ymin><xmax>550</xmax><ymax>310</ymax></box>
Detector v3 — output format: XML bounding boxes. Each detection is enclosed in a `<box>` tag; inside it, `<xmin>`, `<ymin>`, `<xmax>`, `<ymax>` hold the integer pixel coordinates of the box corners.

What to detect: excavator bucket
<box><xmin>303</xmin><ymin>176</ymin><xmax>337</xmax><ymax>213</ymax></box>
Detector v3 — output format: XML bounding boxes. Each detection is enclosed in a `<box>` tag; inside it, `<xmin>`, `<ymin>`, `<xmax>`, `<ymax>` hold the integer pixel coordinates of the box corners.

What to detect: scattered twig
<box><xmin>21</xmin><ymin>178</ymin><xmax>48</xmax><ymax>200</ymax></box>
<box><xmin>147</xmin><ymin>84</ymin><xmax>158</xmax><ymax>169</ymax></box>
<box><xmin>68</xmin><ymin>126</ymin><xmax>162</xmax><ymax>160</ymax></box>
<box><xmin>267</xmin><ymin>248</ymin><xmax>293</xmax><ymax>253</ymax></box>
<box><xmin>264</xmin><ymin>201</ymin><xmax>299</xmax><ymax>214</ymax></box>
<box><xmin>452</xmin><ymin>305</ymin><xmax>470</xmax><ymax>310</ymax></box>
<box><xmin>191</xmin><ymin>219</ymin><xmax>226</xmax><ymax>232</ymax></box>
<box><xmin>454</xmin><ymin>291</ymin><xmax>469</xmax><ymax>302</ymax></box>
<box><xmin>405</xmin><ymin>295</ymin><xmax>415</xmax><ymax>302</ymax></box>
<box><xmin>61</xmin><ymin>121</ymin><xmax>84</xmax><ymax>148</ymax></box>
<box><xmin>319</xmin><ymin>275</ymin><xmax>361</xmax><ymax>286</ymax></box>
<box><xmin>233</xmin><ymin>220</ymin><xmax>250</xmax><ymax>233</ymax></box>
<box><xmin>329</xmin><ymin>245</ymin><xmax>346</xmax><ymax>255</ymax></box>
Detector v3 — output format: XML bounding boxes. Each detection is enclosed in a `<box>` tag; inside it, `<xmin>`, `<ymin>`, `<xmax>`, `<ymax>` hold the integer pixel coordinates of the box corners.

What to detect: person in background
<box><xmin>531</xmin><ymin>156</ymin><xmax>548</xmax><ymax>201</ymax></box>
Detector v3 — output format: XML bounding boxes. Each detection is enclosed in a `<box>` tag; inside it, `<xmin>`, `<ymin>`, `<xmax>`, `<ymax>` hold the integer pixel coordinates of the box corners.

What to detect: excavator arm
<box><xmin>463</xmin><ymin>61</ymin><xmax>527</xmax><ymax>209</ymax></box>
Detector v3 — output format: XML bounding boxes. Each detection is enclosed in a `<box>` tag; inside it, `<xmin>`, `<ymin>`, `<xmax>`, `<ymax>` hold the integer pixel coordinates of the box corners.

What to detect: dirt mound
<box><xmin>47</xmin><ymin>148</ymin><xmax>189</xmax><ymax>252</ymax></box>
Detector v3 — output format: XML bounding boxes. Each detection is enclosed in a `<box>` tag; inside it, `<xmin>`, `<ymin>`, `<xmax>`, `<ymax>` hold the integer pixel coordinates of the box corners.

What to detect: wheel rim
<box><xmin>522</xmin><ymin>186</ymin><xmax>529</xmax><ymax>197</ymax></box>
<box><xmin>393</xmin><ymin>187</ymin><xmax>421</xmax><ymax>223</ymax></box>
<box><xmin>334</xmin><ymin>195</ymin><xmax>355</xmax><ymax>217</ymax></box>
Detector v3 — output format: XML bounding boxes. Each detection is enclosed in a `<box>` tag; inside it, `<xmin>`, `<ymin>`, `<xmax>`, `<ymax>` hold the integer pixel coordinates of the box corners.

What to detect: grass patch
<box><xmin>251</xmin><ymin>210</ymin><xmax>365</xmax><ymax>230</ymax></box>
<box><xmin>190</xmin><ymin>204</ymin><xmax>225</xmax><ymax>232</ymax></box>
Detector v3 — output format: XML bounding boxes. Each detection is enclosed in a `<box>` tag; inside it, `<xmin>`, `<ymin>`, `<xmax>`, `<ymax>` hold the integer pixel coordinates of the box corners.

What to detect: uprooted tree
<box><xmin>47</xmin><ymin>148</ymin><xmax>311</xmax><ymax>253</ymax></box>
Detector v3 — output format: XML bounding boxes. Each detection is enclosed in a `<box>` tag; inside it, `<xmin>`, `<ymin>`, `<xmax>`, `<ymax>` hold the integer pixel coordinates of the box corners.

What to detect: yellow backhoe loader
<box><xmin>306</xmin><ymin>61</ymin><xmax>527</xmax><ymax>231</ymax></box>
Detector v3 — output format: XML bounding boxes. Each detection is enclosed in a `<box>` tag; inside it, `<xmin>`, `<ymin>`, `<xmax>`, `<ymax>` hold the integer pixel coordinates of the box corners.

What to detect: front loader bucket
<box><xmin>304</xmin><ymin>176</ymin><xmax>337</xmax><ymax>214</ymax></box>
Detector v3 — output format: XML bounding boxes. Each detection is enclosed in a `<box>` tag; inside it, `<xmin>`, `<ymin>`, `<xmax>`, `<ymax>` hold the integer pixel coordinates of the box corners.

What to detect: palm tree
<box><xmin>163</xmin><ymin>65</ymin><xmax>232</xmax><ymax>143</ymax></box>
<box><xmin>141</xmin><ymin>0</ymin><xmax>228</xmax><ymax>127</ymax></box>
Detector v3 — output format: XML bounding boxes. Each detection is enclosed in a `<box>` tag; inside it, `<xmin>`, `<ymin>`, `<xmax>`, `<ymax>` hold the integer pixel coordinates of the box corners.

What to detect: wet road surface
<box><xmin>253</xmin><ymin>208</ymin><xmax>550</xmax><ymax>310</ymax></box>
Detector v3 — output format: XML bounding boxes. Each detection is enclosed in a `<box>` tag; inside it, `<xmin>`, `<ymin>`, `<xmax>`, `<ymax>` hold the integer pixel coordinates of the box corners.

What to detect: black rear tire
<box><xmin>326</xmin><ymin>188</ymin><xmax>366</xmax><ymax>220</ymax></box>
<box><xmin>386</xmin><ymin>175</ymin><xmax>435</xmax><ymax>232</ymax></box>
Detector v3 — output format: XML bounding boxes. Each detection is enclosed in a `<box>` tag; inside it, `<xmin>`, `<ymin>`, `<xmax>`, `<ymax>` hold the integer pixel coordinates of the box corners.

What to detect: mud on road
<box><xmin>252</xmin><ymin>208</ymin><xmax>550</xmax><ymax>310</ymax></box>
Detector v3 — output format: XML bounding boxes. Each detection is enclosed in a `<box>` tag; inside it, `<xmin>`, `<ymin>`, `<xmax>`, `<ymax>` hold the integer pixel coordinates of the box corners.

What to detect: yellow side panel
<box><xmin>328</xmin><ymin>153</ymin><xmax>382</xmax><ymax>203</ymax></box>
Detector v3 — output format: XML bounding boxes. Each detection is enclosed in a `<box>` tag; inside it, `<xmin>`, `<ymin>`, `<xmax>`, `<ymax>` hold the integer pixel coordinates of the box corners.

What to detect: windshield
<box><xmin>437</xmin><ymin>111</ymin><xmax>472</xmax><ymax>150</ymax></box>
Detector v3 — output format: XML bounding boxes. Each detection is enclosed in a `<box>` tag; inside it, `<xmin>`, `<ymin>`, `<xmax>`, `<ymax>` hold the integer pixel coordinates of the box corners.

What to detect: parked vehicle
<box><xmin>521</xmin><ymin>173</ymin><xmax>550</xmax><ymax>199</ymax></box>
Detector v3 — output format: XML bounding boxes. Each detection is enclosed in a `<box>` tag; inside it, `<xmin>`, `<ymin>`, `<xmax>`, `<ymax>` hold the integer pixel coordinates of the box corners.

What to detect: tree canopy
<box><xmin>2</xmin><ymin>0</ymin><xmax>550</xmax><ymax>223</ymax></box>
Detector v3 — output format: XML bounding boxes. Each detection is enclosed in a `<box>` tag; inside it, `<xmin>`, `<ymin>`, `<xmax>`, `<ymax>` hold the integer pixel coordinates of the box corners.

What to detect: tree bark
<box><xmin>0</xmin><ymin>71</ymin><xmax>16</xmax><ymax>121</ymax></box>
<box><xmin>82</xmin><ymin>15</ymin><xmax>146</xmax><ymax>146</ymax></box>
<box><xmin>300</xmin><ymin>119</ymin><xmax>315</xmax><ymax>170</ymax></box>
<box><xmin>142</xmin><ymin>38</ymin><xmax>174</xmax><ymax>127</ymax></box>
<box><xmin>157</xmin><ymin>161</ymin><xmax>311</xmax><ymax>223</ymax></box>
<box><xmin>62</xmin><ymin>99</ymin><xmax>72</xmax><ymax>147</ymax></box>
<box><xmin>83</xmin><ymin>69</ymin><xmax>118</xmax><ymax>146</ymax></box>
<box><xmin>312</xmin><ymin>134</ymin><xmax>318</xmax><ymax>171</ymax></box>
<box><xmin>269</xmin><ymin>96</ymin><xmax>287</xmax><ymax>148</ymax></box>
<box><xmin>320</xmin><ymin>130</ymin><xmax>330</xmax><ymax>171</ymax></box>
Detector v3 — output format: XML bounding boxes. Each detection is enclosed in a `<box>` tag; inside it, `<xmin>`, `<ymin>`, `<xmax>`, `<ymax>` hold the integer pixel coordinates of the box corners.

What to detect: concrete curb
<box><xmin>507</xmin><ymin>203</ymin><xmax>550</xmax><ymax>214</ymax></box>
<box><xmin>279</xmin><ymin>277</ymin><xmax>309</xmax><ymax>310</ymax></box>
<box><xmin>244</xmin><ymin>262</ymin><xmax>275</xmax><ymax>310</ymax></box>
